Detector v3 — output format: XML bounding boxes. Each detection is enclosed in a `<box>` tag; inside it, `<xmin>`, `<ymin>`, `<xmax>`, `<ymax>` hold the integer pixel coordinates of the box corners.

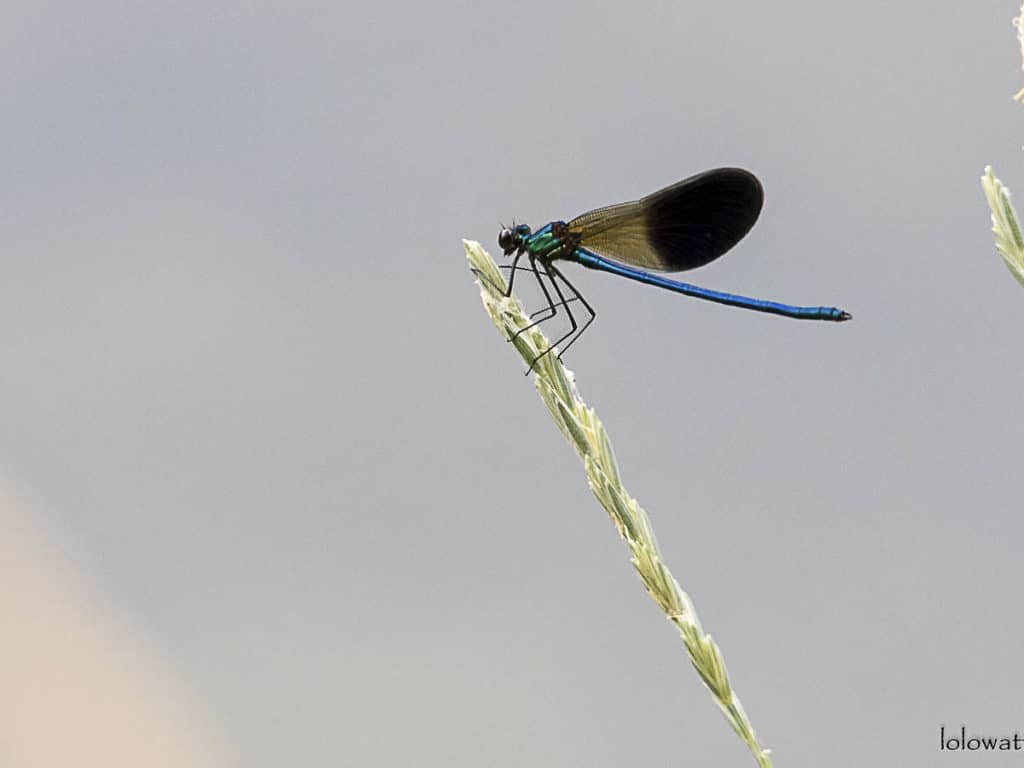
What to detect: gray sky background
<box><xmin>3</xmin><ymin>2</ymin><xmax>1023</xmax><ymax>766</ymax></box>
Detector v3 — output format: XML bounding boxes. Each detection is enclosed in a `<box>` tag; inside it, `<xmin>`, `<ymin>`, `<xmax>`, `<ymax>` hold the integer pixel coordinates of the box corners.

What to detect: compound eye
<box><xmin>498</xmin><ymin>228</ymin><xmax>514</xmax><ymax>250</ymax></box>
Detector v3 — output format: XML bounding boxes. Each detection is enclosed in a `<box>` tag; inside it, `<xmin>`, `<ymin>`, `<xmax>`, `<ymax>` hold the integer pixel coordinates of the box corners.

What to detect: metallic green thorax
<box><xmin>523</xmin><ymin>223</ymin><xmax>578</xmax><ymax>263</ymax></box>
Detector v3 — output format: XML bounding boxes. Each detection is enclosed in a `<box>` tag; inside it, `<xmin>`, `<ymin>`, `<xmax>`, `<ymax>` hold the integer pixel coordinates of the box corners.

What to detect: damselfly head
<box><xmin>498</xmin><ymin>223</ymin><xmax>531</xmax><ymax>256</ymax></box>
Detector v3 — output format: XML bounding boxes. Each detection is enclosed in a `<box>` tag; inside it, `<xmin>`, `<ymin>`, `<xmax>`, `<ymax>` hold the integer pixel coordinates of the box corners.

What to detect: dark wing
<box><xmin>567</xmin><ymin>168</ymin><xmax>764</xmax><ymax>272</ymax></box>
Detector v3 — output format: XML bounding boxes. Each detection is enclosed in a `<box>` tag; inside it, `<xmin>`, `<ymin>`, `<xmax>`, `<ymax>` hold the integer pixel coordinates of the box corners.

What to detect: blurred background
<box><xmin>2</xmin><ymin>2</ymin><xmax>1023</xmax><ymax>766</ymax></box>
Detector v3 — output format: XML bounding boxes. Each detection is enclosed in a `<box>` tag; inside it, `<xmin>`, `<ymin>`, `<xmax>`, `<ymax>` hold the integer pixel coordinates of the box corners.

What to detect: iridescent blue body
<box><xmin>497</xmin><ymin>168</ymin><xmax>850</xmax><ymax>369</ymax></box>
<box><xmin>522</xmin><ymin>222</ymin><xmax>848</xmax><ymax>321</ymax></box>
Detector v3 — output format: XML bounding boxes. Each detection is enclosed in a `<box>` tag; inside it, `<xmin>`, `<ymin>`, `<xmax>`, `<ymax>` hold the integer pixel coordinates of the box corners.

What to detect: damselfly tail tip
<box><xmin>837</xmin><ymin>310</ymin><xmax>852</xmax><ymax>322</ymax></box>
